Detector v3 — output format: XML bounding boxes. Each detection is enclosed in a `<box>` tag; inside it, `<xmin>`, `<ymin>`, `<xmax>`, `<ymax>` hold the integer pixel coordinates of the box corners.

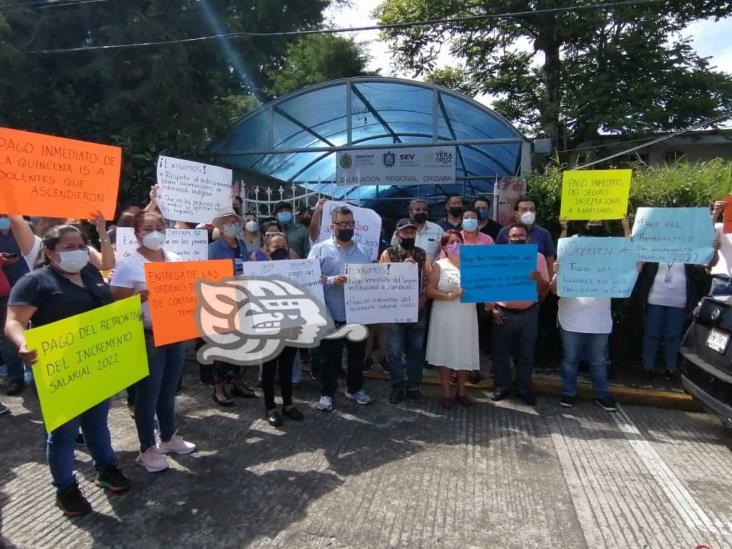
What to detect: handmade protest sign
<box><xmin>318</xmin><ymin>200</ymin><xmax>382</xmax><ymax>261</ymax></box>
<box><xmin>560</xmin><ymin>169</ymin><xmax>631</xmax><ymax>220</ymax></box>
<box><xmin>156</xmin><ymin>156</ymin><xmax>232</xmax><ymax>224</ymax></box>
<box><xmin>344</xmin><ymin>262</ymin><xmax>418</xmax><ymax>324</ymax></box>
<box><xmin>631</xmin><ymin>207</ymin><xmax>714</xmax><ymax>264</ymax></box>
<box><xmin>724</xmin><ymin>196</ymin><xmax>732</xmax><ymax>234</ymax></box>
<box><xmin>0</xmin><ymin>127</ymin><xmax>121</xmax><ymax>220</ymax></box>
<box><xmin>460</xmin><ymin>244</ymin><xmax>538</xmax><ymax>303</ymax></box>
<box><xmin>240</xmin><ymin>258</ymin><xmax>325</xmax><ymax>307</ymax></box>
<box><xmin>24</xmin><ymin>296</ymin><xmax>147</xmax><ymax>432</ymax></box>
<box><xmin>145</xmin><ymin>259</ymin><xmax>233</xmax><ymax>346</ymax></box>
<box><xmin>557</xmin><ymin>237</ymin><xmax>638</xmax><ymax>298</ymax></box>
<box><xmin>116</xmin><ymin>227</ymin><xmax>208</xmax><ymax>262</ymax></box>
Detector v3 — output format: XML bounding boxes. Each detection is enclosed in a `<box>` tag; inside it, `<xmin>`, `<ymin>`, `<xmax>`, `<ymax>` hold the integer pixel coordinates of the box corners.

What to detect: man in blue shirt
<box><xmin>308</xmin><ymin>206</ymin><xmax>372</xmax><ymax>411</ymax></box>
<box><xmin>208</xmin><ymin>210</ymin><xmax>249</xmax><ymax>275</ymax></box>
<box><xmin>495</xmin><ymin>197</ymin><xmax>556</xmax><ymax>271</ymax></box>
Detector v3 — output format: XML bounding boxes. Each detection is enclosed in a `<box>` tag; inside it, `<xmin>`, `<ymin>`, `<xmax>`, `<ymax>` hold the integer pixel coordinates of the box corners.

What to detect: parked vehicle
<box><xmin>680</xmin><ymin>296</ymin><xmax>732</xmax><ymax>426</ymax></box>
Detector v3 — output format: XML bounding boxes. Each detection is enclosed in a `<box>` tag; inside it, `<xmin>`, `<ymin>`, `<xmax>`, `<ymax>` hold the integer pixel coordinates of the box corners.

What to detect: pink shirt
<box><xmin>439</xmin><ymin>231</ymin><xmax>494</xmax><ymax>259</ymax></box>
<box><xmin>498</xmin><ymin>252</ymin><xmax>549</xmax><ymax>310</ymax></box>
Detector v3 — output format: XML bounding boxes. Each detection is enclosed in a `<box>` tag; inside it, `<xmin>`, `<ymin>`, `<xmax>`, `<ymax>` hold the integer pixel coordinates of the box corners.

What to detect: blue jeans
<box><xmin>642</xmin><ymin>304</ymin><xmax>686</xmax><ymax>372</ymax></box>
<box><xmin>491</xmin><ymin>305</ymin><xmax>538</xmax><ymax>396</ymax></box>
<box><xmin>0</xmin><ymin>296</ymin><xmax>24</xmax><ymax>382</ymax></box>
<box><xmin>560</xmin><ymin>328</ymin><xmax>611</xmax><ymax>400</ymax></box>
<box><xmin>710</xmin><ymin>276</ymin><xmax>732</xmax><ymax>296</ymax></box>
<box><xmin>134</xmin><ymin>338</ymin><xmax>186</xmax><ymax>452</ymax></box>
<box><xmin>47</xmin><ymin>400</ymin><xmax>115</xmax><ymax>489</ymax></box>
<box><xmin>386</xmin><ymin>316</ymin><xmax>426</xmax><ymax>392</ymax></box>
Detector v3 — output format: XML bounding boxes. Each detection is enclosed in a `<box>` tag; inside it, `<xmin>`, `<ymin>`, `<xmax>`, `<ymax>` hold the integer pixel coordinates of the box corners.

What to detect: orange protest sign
<box><xmin>144</xmin><ymin>259</ymin><xmax>233</xmax><ymax>346</ymax></box>
<box><xmin>0</xmin><ymin>127</ymin><xmax>121</xmax><ymax>220</ymax></box>
<box><xmin>724</xmin><ymin>196</ymin><xmax>732</xmax><ymax>234</ymax></box>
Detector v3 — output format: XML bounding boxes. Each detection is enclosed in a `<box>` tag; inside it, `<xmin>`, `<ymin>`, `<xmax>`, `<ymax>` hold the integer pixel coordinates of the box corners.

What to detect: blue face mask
<box><xmin>0</xmin><ymin>218</ymin><xmax>10</xmax><ymax>230</ymax></box>
<box><xmin>277</xmin><ymin>211</ymin><xmax>292</xmax><ymax>224</ymax></box>
<box><xmin>462</xmin><ymin>218</ymin><xmax>478</xmax><ymax>232</ymax></box>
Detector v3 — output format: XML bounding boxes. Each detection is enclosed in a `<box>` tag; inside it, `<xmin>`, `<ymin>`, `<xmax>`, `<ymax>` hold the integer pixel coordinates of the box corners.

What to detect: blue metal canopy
<box><xmin>208</xmin><ymin>77</ymin><xmax>529</xmax><ymax>206</ymax></box>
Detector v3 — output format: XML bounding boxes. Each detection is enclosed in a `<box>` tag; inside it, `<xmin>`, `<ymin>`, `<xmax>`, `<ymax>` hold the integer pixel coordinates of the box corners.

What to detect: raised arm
<box><xmin>8</xmin><ymin>215</ymin><xmax>35</xmax><ymax>255</ymax></box>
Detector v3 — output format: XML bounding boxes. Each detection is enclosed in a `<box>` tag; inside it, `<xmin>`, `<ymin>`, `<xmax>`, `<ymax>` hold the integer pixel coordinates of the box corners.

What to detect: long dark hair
<box><xmin>37</xmin><ymin>224</ymin><xmax>86</xmax><ymax>268</ymax></box>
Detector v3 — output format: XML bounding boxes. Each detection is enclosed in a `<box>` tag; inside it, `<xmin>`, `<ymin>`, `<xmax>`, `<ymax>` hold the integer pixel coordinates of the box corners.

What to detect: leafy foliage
<box><xmin>377</xmin><ymin>0</ymin><xmax>732</xmax><ymax>149</ymax></box>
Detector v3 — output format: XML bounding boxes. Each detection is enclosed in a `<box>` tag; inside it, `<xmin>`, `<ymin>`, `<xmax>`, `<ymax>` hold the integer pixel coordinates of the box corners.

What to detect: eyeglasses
<box><xmin>333</xmin><ymin>222</ymin><xmax>355</xmax><ymax>229</ymax></box>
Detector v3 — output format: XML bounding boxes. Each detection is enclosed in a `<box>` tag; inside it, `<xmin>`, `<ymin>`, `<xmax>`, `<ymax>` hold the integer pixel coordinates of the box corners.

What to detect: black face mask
<box><xmin>399</xmin><ymin>237</ymin><xmax>416</xmax><ymax>249</ymax></box>
<box><xmin>337</xmin><ymin>229</ymin><xmax>354</xmax><ymax>242</ymax></box>
<box><xmin>413</xmin><ymin>213</ymin><xmax>428</xmax><ymax>224</ymax></box>
<box><xmin>270</xmin><ymin>248</ymin><xmax>289</xmax><ymax>260</ymax></box>
<box><xmin>509</xmin><ymin>239</ymin><xmax>527</xmax><ymax>245</ymax></box>
<box><xmin>300</xmin><ymin>217</ymin><xmax>311</xmax><ymax>227</ymax></box>
<box><xmin>584</xmin><ymin>225</ymin><xmax>605</xmax><ymax>237</ymax></box>
<box><xmin>449</xmin><ymin>206</ymin><xmax>463</xmax><ymax>218</ymax></box>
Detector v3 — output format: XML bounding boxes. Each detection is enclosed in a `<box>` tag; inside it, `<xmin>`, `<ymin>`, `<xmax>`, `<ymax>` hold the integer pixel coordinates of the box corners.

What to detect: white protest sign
<box><xmin>318</xmin><ymin>200</ymin><xmax>382</xmax><ymax>261</ymax></box>
<box><xmin>240</xmin><ymin>258</ymin><xmax>325</xmax><ymax>307</ymax></box>
<box><xmin>156</xmin><ymin>156</ymin><xmax>232</xmax><ymax>224</ymax></box>
<box><xmin>344</xmin><ymin>262</ymin><xmax>418</xmax><ymax>324</ymax></box>
<box><xmin>336</xmin><ymin>145</ymin><xmax>455</xmax><ymax>186</ymax></box>
<box><xmin>116</xmin><ymin>227</ymin><xmax>208</xmax><ymax>262</ymax></box>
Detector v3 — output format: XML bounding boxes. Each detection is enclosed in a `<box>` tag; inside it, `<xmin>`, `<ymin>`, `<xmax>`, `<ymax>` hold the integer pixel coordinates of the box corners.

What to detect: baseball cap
<box><xmin>396</xmin><ymin>218</ymin><xmax>417</xmax><ymax>231</ymax></box>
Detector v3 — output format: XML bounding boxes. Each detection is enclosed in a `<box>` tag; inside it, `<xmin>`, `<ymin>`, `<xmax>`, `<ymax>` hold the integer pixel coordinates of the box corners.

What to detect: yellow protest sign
<box><xmin>25</xmin><ymin>296</ymin><xmax>148</xmax><ymax>432</ymax></box>
<box><xmin>560</xmin><ymin>169</ymin><xmax>632</xmax><ymax>220</ymax></box>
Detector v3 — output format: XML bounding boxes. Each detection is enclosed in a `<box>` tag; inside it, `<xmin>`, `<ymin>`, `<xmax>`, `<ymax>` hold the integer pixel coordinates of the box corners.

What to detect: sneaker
<box><xmin>317</xmin><ymin>396</ymin><xmax>333</xmax><ymax>412</ymax></box>
<box><xmin>345</xmin><ymin>390</ymin><xmax>371</xmax><ymax>405</ymax></box>
<box><xmin>56</xmin><ymin>482</ymin><xmax>91</xmax><ymax>517</ymax></box>
<box><xmin>0</xmin><ymin>402</ymin><xmax>9</xmax><ymax>415</ymax></box>
<box><xmin>406</xmin><ymin>390</ymin><xmax>424</xmax><ymax>402</ymax></box>
<box><xmin>596</xmin><ymin>397</ymin><xmax>617</xmax><ymax>412</ymax></box>
<box><xmin>559</xmin><ymin>395</ymin><xmax>576</xmax><ymax>408</ymax></box>
<box><xmin>389</xmin><ymin>390</ymin><xmax>405</xmax><ymax>404</ymax></box>
<box><xmin>6</xmin><ymin>379</ymin><xmax>24</xmax><ymax>396</ymax></box>
<box><xmin>96</xmin><ymin>464</ymin><xmax>131</xmax><ymax>493</ymax></box>
<box><xmin>282</xmin><ymin>406</ymin><xmax>304</xmax><ymax>421</ymax></box>
<box><xmin>158</xmin><ymin>434</ymin><xmax>196</xmax><ymax>455</ymax></box>
<box><xmin>137</xmin><ymin>447</ymin><xmax>170</xmax><ymax>473</ymax></box>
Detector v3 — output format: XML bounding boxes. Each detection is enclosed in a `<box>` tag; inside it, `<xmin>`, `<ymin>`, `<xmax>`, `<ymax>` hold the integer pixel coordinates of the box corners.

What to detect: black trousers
<box><xmin>319</xmin><ymin>322</ymin><xmax>365</xmax><ymax>398</ymax></box>
<box><xmin>261</xmin><ymin>347</ymin><xmax>296</xmax><ymax>410</ymax></box>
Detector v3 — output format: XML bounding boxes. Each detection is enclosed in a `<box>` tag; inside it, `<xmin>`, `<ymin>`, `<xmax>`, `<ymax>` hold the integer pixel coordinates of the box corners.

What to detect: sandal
<box><xmin>213</xmin><ymin>386</ymin><xmax>234</xmax><ymax>407</ymax></box>
<box><xmin>231</xmin><ymin>382</ymin><xmax>256</xmax><ymax>398</ymax></box>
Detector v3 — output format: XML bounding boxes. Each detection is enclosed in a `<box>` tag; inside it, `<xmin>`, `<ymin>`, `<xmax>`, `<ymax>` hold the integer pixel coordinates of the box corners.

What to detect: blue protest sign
<box><xmin>460</xmin><ymin>244</ymin><xmax>538</xmax><ymax>303</ymax></box>
<box><xmin>557</xmin><ymin>237</ymin><xmax>638</xmax><ymax>298</ymax></box>
<box><xmin>631</xmin><ymin>207</ymin><xmax>714</xmax><ymax>264</ymax></box>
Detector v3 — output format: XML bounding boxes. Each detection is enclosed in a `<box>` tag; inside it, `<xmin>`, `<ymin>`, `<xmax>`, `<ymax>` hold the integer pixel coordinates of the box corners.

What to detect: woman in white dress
<box><xmin>426</xmin><ymin>230</ymin><xmax>480</xmax><ymax>408</ymax></box>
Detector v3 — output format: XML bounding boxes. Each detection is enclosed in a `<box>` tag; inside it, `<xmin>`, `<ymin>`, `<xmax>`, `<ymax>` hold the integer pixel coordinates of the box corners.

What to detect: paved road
<box><xmin>1</xmin><ymin>371</ymin><xmax>731</xmax><ymax>548</ymax></box>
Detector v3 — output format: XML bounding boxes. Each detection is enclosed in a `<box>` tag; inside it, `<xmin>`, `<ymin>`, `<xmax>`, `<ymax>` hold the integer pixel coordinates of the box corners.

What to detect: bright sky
<box><xmin>326</xmin><ymin>1</ymin><xmax>732</xmax><ymax>110</ymax></box>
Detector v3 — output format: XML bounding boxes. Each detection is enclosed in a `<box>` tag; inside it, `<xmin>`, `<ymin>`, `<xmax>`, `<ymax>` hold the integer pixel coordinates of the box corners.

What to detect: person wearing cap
<box><xmin>389</xmin><ymin>198</ymin><xmax>444</xmax><ymax>261</ymax></box>
<box><xmin>274</xmin><ymin>201</ymin><xmax>310</xmax><ymax>260</ymax></box>
<box><xmin>207</xmin><ymin>210</ymin><xmax>256</xmax><ymax>406</ymax></box>
<box><xmin>379</xmin><ymin>218</ymin><xmax>431</xmax><ymax>404</ymax></box>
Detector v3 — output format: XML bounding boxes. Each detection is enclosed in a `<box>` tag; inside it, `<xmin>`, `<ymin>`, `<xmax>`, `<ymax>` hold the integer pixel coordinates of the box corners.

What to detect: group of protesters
<box><xmin>0</xmin><ymin>188</ymin><xmax>729</xmax><ymax>517</ymax></box>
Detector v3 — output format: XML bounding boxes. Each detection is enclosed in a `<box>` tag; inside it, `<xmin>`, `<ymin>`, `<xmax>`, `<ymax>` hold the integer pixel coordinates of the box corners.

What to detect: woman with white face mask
<box><xmin>241</xmin><ymin>214</ymin><xmax>262</xmax><ymax>256</ymax></box>
<box><xmin>4</xmin><ymin>225</ymin><xmax>131</xmax><ymax>516</ymax></box>
<box><xmin>110</xmin><ymin>211</ymin><xmax>196</xmax><ymax>473</ymax></box>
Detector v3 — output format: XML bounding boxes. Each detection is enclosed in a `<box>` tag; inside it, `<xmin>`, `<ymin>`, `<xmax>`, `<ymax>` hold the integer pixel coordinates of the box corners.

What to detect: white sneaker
<box><xmin>158</xmin><ymin>433</ymin><xmax>196</xmax><ymax>455</ymax></box>
<box><xmin>317</xmin><ymin>396</ymin><xmax>333</xmax><ymax>412</ymax></box>
<box><xmin>345</xmin><ymin>390</ymin><xmax>371</xmax><ymax>405</ymax></box>
<box><xmin>137</xmin><ymin>447</ymin><xmax>169</xmax><ymax>473</ymax></box>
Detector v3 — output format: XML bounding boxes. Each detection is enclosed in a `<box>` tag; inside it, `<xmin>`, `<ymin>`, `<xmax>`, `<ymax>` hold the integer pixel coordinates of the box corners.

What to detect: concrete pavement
<box><xmin>1</xmin><ymin>369</ymin><xmax>731</xmax><ymax>548</ymax></box>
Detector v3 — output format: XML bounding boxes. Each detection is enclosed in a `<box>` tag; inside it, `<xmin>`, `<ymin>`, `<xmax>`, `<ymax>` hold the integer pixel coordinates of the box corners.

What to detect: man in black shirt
<box><xmin>473</xmin><ymin>196</ymin><xmax>502</xmax><ymax>241</ymax></box>
<box><xmin>437</xmin><ymin>194</ymin><xmax>464</xmax><ymax>231</ymax></box>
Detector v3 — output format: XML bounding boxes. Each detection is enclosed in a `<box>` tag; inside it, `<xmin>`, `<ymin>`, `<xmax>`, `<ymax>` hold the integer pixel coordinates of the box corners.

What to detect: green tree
<box><xmin>377</xmin><ymin>0</ymin><xmax>732</xmax><ymax>151</ymax></box>
<box><xmin>424</xmin><ymin>66</ymin><xmax>478</xmax><ymax>98</ymax></box>
<box><xmin>0</xmin><ymin>0</ymin><xmax>331</xmax><ymax>208</ymax></box>
<box><xmin>269</xmin><ymin>34</ymin><xmax>374</xmax><ymax>97</ymax></box>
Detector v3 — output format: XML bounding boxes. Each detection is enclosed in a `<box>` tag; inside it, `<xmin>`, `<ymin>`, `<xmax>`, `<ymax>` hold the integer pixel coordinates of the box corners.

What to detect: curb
<box><xmin>364</xmin><ymin>370</ymin><xmax>703</xmax><ymax>412</ymax></box>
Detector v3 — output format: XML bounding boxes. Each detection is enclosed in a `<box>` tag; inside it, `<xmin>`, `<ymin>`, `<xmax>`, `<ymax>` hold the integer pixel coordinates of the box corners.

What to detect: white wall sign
<box><xmin>156</xmin><ymin>155</ymin><xmax>232</xmax><ymax>224</ymax></box>
<box><xmin>336</xmin><ymin>145</ymin><xmax>456</xmax><ymax>186</ymax></box>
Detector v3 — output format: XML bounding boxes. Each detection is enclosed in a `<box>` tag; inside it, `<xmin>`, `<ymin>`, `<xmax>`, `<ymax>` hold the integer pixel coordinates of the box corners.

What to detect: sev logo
<box><xmin>195</xmin><ymin>276</ymin><xmax>368</xmax><ymax>365</ymax></box>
